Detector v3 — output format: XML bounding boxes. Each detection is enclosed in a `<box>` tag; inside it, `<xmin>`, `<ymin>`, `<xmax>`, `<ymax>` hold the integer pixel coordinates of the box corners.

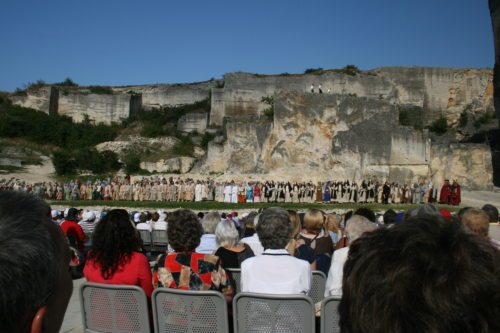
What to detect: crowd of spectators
<box><xmin>1</xmin><ymin>190</ymin><xmax>499</xmax><ymax>332</ymax></box>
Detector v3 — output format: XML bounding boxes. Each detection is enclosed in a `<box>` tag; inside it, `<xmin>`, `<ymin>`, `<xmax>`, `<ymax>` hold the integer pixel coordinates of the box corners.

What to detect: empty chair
<box><xmin>320</xmin><ymin>296</ymin><xmax>341</xmax><ymax>333</ymax></box>
<box><xmin>309</xmin><ymin>270</ymin><xmax>326</xmax><ymax>304</ymax></box>
<box><xmin>233</xmin><ymin>292</ymin><xmax>315</xmax><ymax>333</ymax></box>
<box><xmin>138</xmin><ymin>229</ymin><xmax>153</xmax><ymax>252</ymax></box>
<box><xmin>80</xmin><ymin>282</ymin><xmax>151</xmax><ymax>333</ymax></box>
<box><xmin>227</xmin><ymin>268</ymin><xmax>241</xmax><ymax>294</ymax></box>
<box><xmin>152</xmin><ymin>229</ymin><xmax>168</xmax><ymax>253</ymax></box>
<box><xmin>152</xmin><ymin>288</ymin><xmax>229</xmax><ymax>333</ymax></box>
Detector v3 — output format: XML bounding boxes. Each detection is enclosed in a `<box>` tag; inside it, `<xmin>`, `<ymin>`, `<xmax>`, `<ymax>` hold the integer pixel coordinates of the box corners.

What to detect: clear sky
<box><xmin>0</xmin><ymin>0</ymin><xmax>494</xmax><ymax>92</ymax></box>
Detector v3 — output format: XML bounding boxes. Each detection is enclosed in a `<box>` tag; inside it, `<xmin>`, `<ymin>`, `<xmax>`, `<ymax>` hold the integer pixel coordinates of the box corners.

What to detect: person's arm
<box><xmin>324</xmin><ymin>250</ymin><xmax>344</xmax><ymax>297</ymax></box>
<box><xmin>136</xmin><ymin>253</ymin><xmax>153</xmax><ymax>298</ymax></box>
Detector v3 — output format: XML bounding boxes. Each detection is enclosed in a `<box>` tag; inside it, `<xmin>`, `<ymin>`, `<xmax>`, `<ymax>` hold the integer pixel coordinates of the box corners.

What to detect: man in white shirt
<box><xmin>195</xmin><ymin>211</ymin><xmax>220</xmax><ymax>254</ymax></box>
<box><xmin>241</xmin><ymin>208</ymin><xmax>311</xmax><ymax>294</ymax></box>
<box><xmin>240</xmin><ymin>214</ymin><xmax>264</xmax><ymax>255</ymax></box>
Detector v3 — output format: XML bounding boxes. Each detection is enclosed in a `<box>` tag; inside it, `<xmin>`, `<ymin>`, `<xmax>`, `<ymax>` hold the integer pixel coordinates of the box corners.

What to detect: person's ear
<box><xmin>31</xmin><ymin>306</ymin><xmax>47</xmax><ymax>333</ymax></box>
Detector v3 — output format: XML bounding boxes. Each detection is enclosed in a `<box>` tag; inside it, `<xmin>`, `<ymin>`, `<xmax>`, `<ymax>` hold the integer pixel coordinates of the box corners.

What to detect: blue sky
<box><xmin>0</xmin><ymin>0</ymin><xmax>493</xmax><ymax>91</ymax></box>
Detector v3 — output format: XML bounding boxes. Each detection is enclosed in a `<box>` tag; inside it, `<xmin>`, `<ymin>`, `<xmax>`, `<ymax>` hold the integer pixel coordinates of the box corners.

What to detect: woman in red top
<box><xmin>84</xmin><ymin>209</ymin><xmax>153</xmax><ymax>297</ymax></box>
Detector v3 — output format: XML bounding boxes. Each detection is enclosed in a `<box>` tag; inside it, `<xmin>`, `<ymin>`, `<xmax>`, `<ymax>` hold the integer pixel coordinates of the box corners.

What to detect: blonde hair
<box><xmin>303</xmin><ymin>209</ymin><xmax>324</xmax><ymax>233</ymax></box>
<box><xmin>462</xmin><ymin>209</ymin><xmax>490</xmax><ymax>237</ymax></box>
<box><xmin>325</xmin><ymin>213</ymin><xmax>340</xmax><ymax>233</ymax></box>
<box><xmin>287</xmin><ymin>210</ymin><xmax>301</xmax><ymax>239</ymax></box>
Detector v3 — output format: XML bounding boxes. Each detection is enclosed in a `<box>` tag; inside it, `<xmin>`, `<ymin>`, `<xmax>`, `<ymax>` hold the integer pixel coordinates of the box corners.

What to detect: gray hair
<box><xmin>201</xmin><ymin>212</ymin><xmax>221</xmax><ymax>234</ymax></box>
<box><xmin>215</xmin><ymin>220</ymin><xmax>240</xmax><ymax>247</ymax></box>
<box><xmin>257</xmin><ymin>207</ymin><xmax>292</xmax><ymax>249</ymax></box>
<box><xmin>345</xmin><ymin>215</ymin><xmax>377</xmax><ymax>243</ymax></box>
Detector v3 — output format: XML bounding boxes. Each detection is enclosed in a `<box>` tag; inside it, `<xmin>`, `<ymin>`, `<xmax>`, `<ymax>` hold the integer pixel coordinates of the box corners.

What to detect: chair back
<box><xmin>233</xmin><ymin>292</ymin><xmax>315</xmax><ymax>333</ymax></box>
<box><xmin>79</xmin><ymin>282</ymin><xmax>151</xmax><ymax>333</ymax></box>
<box><xmin>138</xmin><ymin>230</ymin><xmax>153</xmax><ymax>251</ymax></box>
<box><xmin>309</xmin><ymin>270</ymin><xmax>326</xmax><ymax>304</ymax></box>
<box><xmin>152</xmin><ymin>229</ymin><xmax>168</xmax><ymax>252</ymax></box>
<box><xmin>320</xmin><ymin>296</ymin><xmax>341</xmax><ymax>333</ymax></box>
<box><xmin>227</xmin><ymin>268</ymin><xmax>241</xmax><ymax>294</ymax></box>
<box><xmin>152</xmin><ymin>288</ymin><xmax>229</xmax><ymax>333</ymax></box>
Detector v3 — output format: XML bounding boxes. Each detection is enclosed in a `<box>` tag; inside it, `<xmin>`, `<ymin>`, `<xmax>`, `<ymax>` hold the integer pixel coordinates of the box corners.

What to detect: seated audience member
<box><xmin>214</xmin><ymin>219</ymin><xmax>254</xmax><ymax>269</ymax></box>
<box><xmin>482</xmin><ymin>204</ymin><xmax>499</xmax><ymax>224</ymax></box>
<box><xmin>339</xmin><ymin>215</ymin><xmax>500</xmax><ymax>333</ymax></box>
<box><xmin>136</xmin><ymin>212</ymin><xmax>152</xmax><ymax>232</ymax></box>
<box><xmin>84</xmin><ymin>209</ymin><xmax>153</xmax><ymax>297</ymax></box>
<box><xmin>325</xmin><ymin>215</ymin><xmax>377</xmax><ymax>297</ymax></box>
<box><xmin>383</xmin><ymin>209</ymin><xmax>396</xmax><ymax>226</ymax></box>
<box><xmin>153</xmin><ymin>212</ymin><xmax>167</xmax><ymax>231</ymax></box>
<box><xmin>353</xmin><ymin>207</ymin><xmax>376</xmax><ymax>223</ymax></box>
<box><xmin>195</xmin><ymin>211</ymin><xmax>220</xmax><ymax>254</ymax></box>
<box><xmin>153</xmin><ymin>209</ymin><xmax>233</xmax><ymax>298</ymax></box>
<box><xmin>0</xmin><ymin>191</ymin><xmax>72</xmax><ymax>333</ymax></box>
<box><xmin>78</xmin><ymin>210</ymin><xmax>97</xmax><ymax>254</ymax></box>
<box><xmin>241</xmin><ymin>213</ymin><xmax>264</xmax><ymax>255</ymax></box>
<box><xmin>241</xmin><ymin>207</ymin><xmax>311</xmax><ymax>294</ymax></box>
<box><xmin>287</xmin><ymin>209</ymin><xmax>316</xmax><ymax>270</ymax></box>
<box><xmin>241</xmin><ymin>211</ymin><xmax>258</xmax><ymax>237</ymax></box>
<box><xmin>325</xmin><ymin>213</ymin><xmax>341</xmax><ymax>246</ymax></box>
<box><xmin>298</xmin><ymin>209</ymin><xmax>334</xmax><ymax>275</ymax></box>
<box><xmin>51</xmin><ymin>209</ymin><xmax>61</xmax><ymax>224</ymax></box>
<box><xmin>462</xmin><ymin>208</ymin><xmax>500</xmax><ymax>249</ymax></box>
<box><xmin>60</xmin><ymin>207</ymin><xmax>86</xmax><ymax>252</ymax></box>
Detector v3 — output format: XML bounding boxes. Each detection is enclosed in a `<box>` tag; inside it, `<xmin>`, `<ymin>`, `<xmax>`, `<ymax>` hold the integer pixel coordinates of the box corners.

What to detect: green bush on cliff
<box><xmin>88</xmin><ymin>86</ymin><xmax>114</xmax><ymax>95</ymax></box>
<box><xmin>53</xmin><ymin>148</ymin><xmax>120</xmax><ymax>175</ymax></box>
<box><xmin>398</xmin><ymin>105</ymin><xmax>424</xmax><ymax>130</ymax></box>
<box><xmin>428</xmin><ymin>115</ymin><xmax>448</xmax><ymax>135</ymax></box>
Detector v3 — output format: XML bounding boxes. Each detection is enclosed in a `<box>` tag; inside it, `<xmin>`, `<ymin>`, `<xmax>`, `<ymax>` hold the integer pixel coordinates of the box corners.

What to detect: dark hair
<box><xmin>383</xmin><ymin>209</ymin><xmax>396</xmax><ymax>225</ymax></box>
<box><xmin>339</xmin><ymin>215</ymin><xmax>500</xmax><ymax>333</ymax></box>
<box><xmin>66</xmin><ymin>207</ymin><xmax>78</xmax><ymax>221</ymax></box>
<box><xmin>0</xmin><ymin>192</ymin><xmax>62</xmax><ymax>333</ymax></box>
<box><xmin>167</xmin><ymin>209</ymin><xmax>203</xmax><ymax>252</ymax></box>
<box><xmin>482</xmin><ymin>204</ymin><xmax>499</xmax><ymax>222</ymax></box>
<box><xmin>87</xmin><ymin>209</ymin><xmax>139</xmax><ymax>279</ymax></box>
<box><xmin>256</xmin><ymin>207</ymin><xmax>292</xmax><ymax>249</ymax></box>
<box><xmin>353</xmin><ymin>207</ymin><xmax>376</xmax><ymax>222</ymax></box>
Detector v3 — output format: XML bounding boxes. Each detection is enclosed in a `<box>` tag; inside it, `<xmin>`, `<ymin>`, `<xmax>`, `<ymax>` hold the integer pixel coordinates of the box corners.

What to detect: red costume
<box><xmin>60</xmin><ymin>219</ymin><xmax>86</xmax><ymax>251</ymax></box>
<box><xmin>439</xmin><ymin>181</ymin><xmax>452</xmax><ymax>205</ymax></box>
<box><xmin>450</xmin><ymin>181</ymin><xmax>461</xmax><ymax>206</ymax></box>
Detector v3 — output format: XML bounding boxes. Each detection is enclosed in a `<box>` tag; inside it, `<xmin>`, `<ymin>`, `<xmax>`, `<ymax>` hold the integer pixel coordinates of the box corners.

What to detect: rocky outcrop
<box><xmin>177</xmin><ymin>112</ymin><xmax>208</xmax><ymax>133</ymax></box>
<box><xmin>210</xmin><ymin>68</ymin><xmax>493</xmax><ymax>127</ymax></box>
<box><xmin>140</xmin><ymin>157</ymin><xmax>195</xmax><ymax>174</ymax></box>
<box><xmin>201</xmin><ymin>92</ymin><xmax>492</xmax><ymax>189</ymax></box>
<box><xmin>96</xmin><ymin>136</ymin><xmax>178</xmax><ymax>157</ymax></box>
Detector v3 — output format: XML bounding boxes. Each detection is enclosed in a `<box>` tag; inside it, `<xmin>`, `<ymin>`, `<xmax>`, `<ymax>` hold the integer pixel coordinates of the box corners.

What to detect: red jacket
<box><xmin>60</xmin><ymin>220</ymin><xmax>86</xmax><ymax>251</ymax></box>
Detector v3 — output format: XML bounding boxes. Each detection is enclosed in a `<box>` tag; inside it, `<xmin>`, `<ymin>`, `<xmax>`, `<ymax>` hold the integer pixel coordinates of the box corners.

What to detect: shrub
<box><xmin>88</xmin><ymin>86</ymin><xmax>114</xmax><ymax>95</ymax></box>
<box><xmin>428</xmin><ymin>115</ymin><xmax>448</xmax><ymax>135</ymax></box>
<box><xmin>172</xmin><ymin>136</ymin><xmax>194</xmax><ymax>156</ymax></box>
<box><xmin>57</xmin><ymin>77</ymin><xmax>78</xmax><ymax>87</ymax></box>
<box><xmin>304</xmin><ymin>68</ymin><xmax>323</xmax><ymax>74</ymax></box>
<box><xmin>398</xmin><ymin>105</ymin><xmax>424</xmax><ymax>130</ymax></box>
<box><xmin>201</xmin><ymin>132</ymin><xmax>216</xmax><ymax>149</ymax></box>
<box><xmin>261</xmin><ymin>95</ymin><xmax>274</xmax><ymax>120</ymax></box>
<box><xmin>341</xmin><ymin>65</ymin><xmax>360</xmax><ymax>76</ymax></box>
<box><xmin>458</xmin><ymin>110</ymin><xmax>468</xmax><ymax>128</ymax></box>
<box><xmin>124</xmin><ymin>155</ymin><xmax>142</xmax><ymax>174</ymax></box>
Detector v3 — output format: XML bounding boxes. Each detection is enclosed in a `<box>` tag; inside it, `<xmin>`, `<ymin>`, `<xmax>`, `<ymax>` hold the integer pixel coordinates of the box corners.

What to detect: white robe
<box><xmin>223</xmin><ymin>185</ymin><xmax>232</xmax><ymax>203</ymax></box>
<box><xmin>231</xmin><ymin>185</ymin><xmax>238</xmax><ymax>203</ymax></box>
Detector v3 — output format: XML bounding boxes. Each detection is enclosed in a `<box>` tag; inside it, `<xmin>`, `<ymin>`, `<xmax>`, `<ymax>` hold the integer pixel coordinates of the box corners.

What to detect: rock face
<box><xmin>177</xmin><ymin>112</ymin><xmax>208</xmax><ymax>133</ymax></box>
<box><xmin>96</xmin><ymin>136</ymin><xmax>178</xmax><ymax>156</ymax></box>
<box><xmin>210</xmin><ymin>68</ymin><xmax>493</xmax><ymax>127</ymax></box>
<box><xmin>140</xmin><ymin>157</ymin><xmax>195</xmax><ymax>174</ymax></box>
<box><xmin>202</xmin><ymin>92</ymin><xmax>493</xmax><ymax>189</ymax></box>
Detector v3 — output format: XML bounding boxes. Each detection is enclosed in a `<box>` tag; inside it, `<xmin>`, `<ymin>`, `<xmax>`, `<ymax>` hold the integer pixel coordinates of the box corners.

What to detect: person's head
<box><xmin>461</xmin><ymin>208</ymin><xmax>490</xmax><ymax>238</ymax></box>
<box><xmin>0</xmin><ymin>191</ymin><xmax>72</xmax><ymax>333</ymax></box>
<box><xmin>201</xmin><ymin>212</ymin><xmax>221</xmax><ymax>234</ymax></box>
<box><xmin>325</xmin><ymin>213</ymin><xmax>340</xmax><ymax>233</ymax></box>
<box><xmin>87</xmin><ymin>209</ymin><xmax>139</xmax><ymax>279</ymax></box>
<box><xmin>65</xmin><ymin>207</ymin><xmax>78</xmax><ymax>221</ymax></box>
<box><xmin>339</xmin><ymin>215</ymin><xmax>500</xmax><ymax>333</ymax></box>
<box><xmin>482</xmin><ymin>204</ymin><xmax>499</xmax><ymax>223</ymax></box>
<box><xmin>151</xmin><ymin>212</ymin><xmax>160</xmax><ymax>222</ymax></box>
<box><xmin>215</xmin><ymin>219</ymin><xmax>240</xmax><ymax>247</ymax></box>
<box><xmin>167</xmin><ymin>209</ymin><xmax>203</xmax><ymax>252</ymax></box>
<box><xmin>344</xmin><ymin>215</ymin><xmax>377</xmax><ymax>244</ymax></box>
<box><xmin>353</xmin><ymin>207</ymin><xmax>376</xmax><ymax>222</ymax></box>
<box><xmin>383</xmin><ymin>209</ymin><xmax>396</xmax><ymax>225</ymax></box>
<box><xmin>83</xmin><ymin>211</ymin><xmax>96</xmax><ymax>223</ymax></box>
<box><xmin>303</xmin><ymin>209</ymin><xmax>325</xmax><ymax>233</ymax></box>
<box><xmin>257</xmin><ymin>207</ymin><xmax>292</xmax><ymax>250</ymax></box>
<box><xmin>287</xmin><ymin>210</ymin><xmax>301</xmax><ymax>239</ymax></box>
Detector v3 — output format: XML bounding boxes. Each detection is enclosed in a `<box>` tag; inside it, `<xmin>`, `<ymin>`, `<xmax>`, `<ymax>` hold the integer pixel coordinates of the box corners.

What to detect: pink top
<box><xmin>84</xmin><ymin>251</ymin><xmax>153</xmax><ymax>297</ymax></box>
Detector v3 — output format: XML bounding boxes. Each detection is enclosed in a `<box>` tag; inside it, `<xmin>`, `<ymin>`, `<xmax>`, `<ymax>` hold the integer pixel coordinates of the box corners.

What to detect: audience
<box><xmin>240</xmin><ymin>213</ymin><xmax>264</xmax><ymax>255</ymax></box>
<box><xmin>241</xmin><ymin>207</ymin><xmax>311</xmax><ymax>294</ymax></box>
<box><xmin>461</xmin><ymin>208</ymin><xmax>500</xmax><ymax>249</ymax></box>
<box><xmin>0</xmin><ymin>191</ymin><xmax>72</xmax><ymax>333</ymax></box>
<box><xmin>153</xmin><ymin>209</ymin><xmax>233</xmax><ymax>299</ymax></box>
<box><xmin>83</xmin><ymin>209</ymin><xmax>153</xmax><ymax>297</ymax></box>
<box><xmin>287</xmin><ymin>209</ymin><xmax>316</xmax><ymax>270</ymax></box>
<box><xmin>339</xmin><ymin>215</ymin><xmax>500</xmax><ymax>333</ymax></box>
<box><xmin>59</xmin><ymin>207</ymin><xmax>86</xmax><ymax>252</ymax></box>
<box><xmin>482</xmin><ymin>204</ymin><xmax>499</xmax><ymax>223</ymax></box>
<box><xmin>195</xmin><ymin>211</ymin><xmax>220</xmax><ymax>254</ymax></box>
<box><xmin>324</xmin><ymin>215</ymin><xmax>377</xmax><ymax>297</ymax></box>
<box><xmin>214</xmin><ymin>219</ymin><xmax>254</xmax><ymax>269</ymax></box>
